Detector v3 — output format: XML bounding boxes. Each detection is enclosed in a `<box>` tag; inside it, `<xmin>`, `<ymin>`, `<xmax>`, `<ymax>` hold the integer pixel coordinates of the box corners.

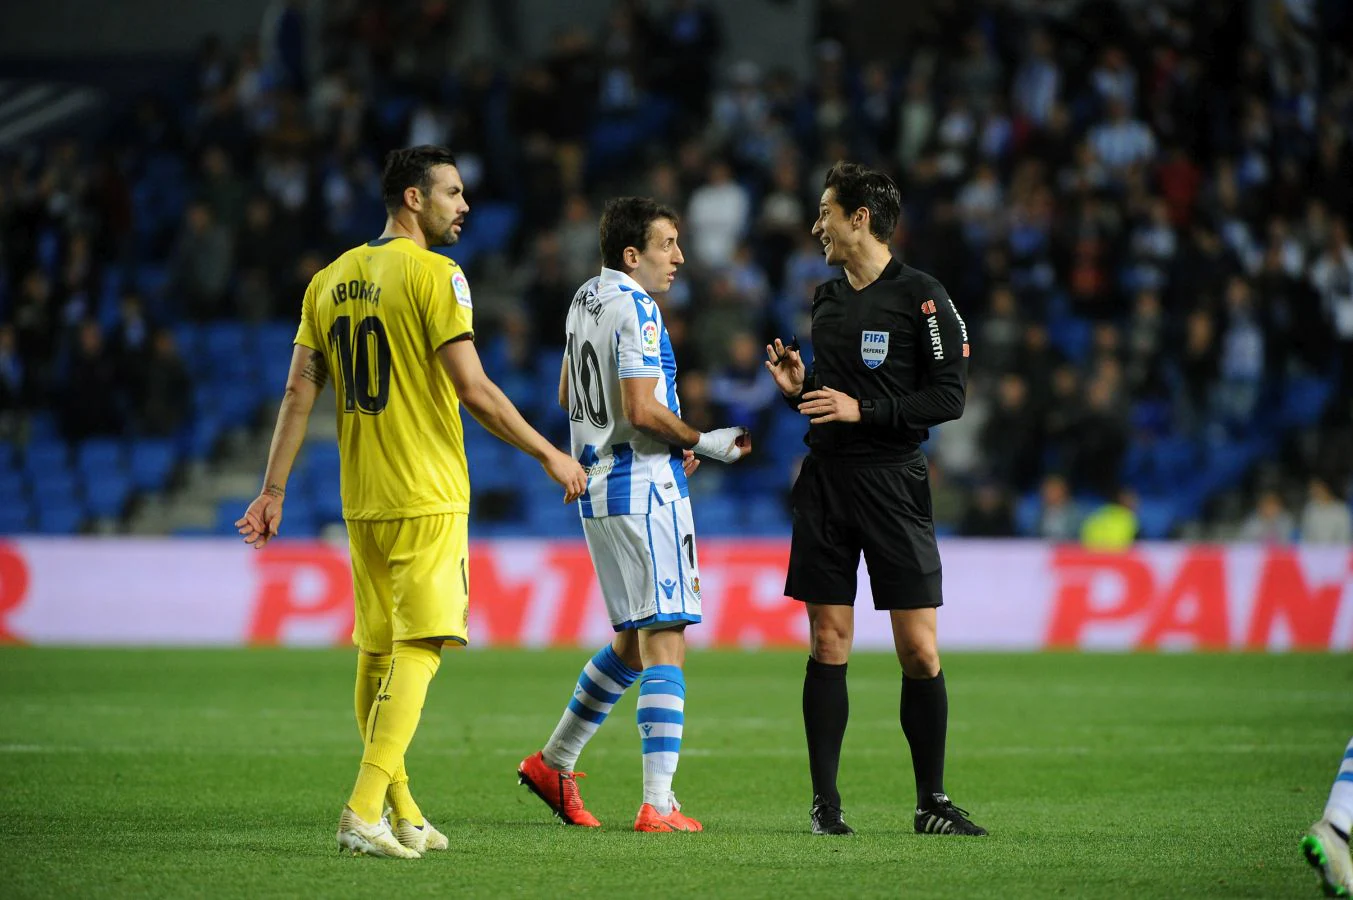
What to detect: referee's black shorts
<box><xmin>785</xmin><ymin>449</ymin><xmax>943</xmax><ymax>610</ymax></box>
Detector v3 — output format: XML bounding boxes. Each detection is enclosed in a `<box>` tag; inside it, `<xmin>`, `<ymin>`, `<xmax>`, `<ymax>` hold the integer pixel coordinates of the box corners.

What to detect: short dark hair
<box><xmin>823</xmin><ymin>161</ymin><xmax>901</xmax><ymax>243</ymax></box>
<box><xmin>599</xmin><ymin>197</ymin><xmax>680</xmax><ymax>270</ymax></box>
<box><xmin>381</xmin><ymin>145</ymin><xmax>458</xmax><ymax>213</ymax></box>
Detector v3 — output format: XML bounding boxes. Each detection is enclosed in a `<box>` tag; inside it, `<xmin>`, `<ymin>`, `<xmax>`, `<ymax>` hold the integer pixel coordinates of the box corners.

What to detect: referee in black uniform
<box><xmin>765</xmin><ymin>162</ymin><xmax>986</xmax><ymax>837</ymax></box>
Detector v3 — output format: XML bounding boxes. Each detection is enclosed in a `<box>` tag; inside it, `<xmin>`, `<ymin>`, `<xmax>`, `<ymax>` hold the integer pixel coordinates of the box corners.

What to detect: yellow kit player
<box><xmin>235</xmin><ymin>145</ymin><xmax>586</xmax><ymax>858</ymax></box>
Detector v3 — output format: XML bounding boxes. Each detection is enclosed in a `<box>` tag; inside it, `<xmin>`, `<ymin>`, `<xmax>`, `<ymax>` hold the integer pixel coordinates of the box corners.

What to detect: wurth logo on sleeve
<box><xmin>921</xmin><ymin>299</ymin><xmax>943</xmax><ymax>360</ymax></box>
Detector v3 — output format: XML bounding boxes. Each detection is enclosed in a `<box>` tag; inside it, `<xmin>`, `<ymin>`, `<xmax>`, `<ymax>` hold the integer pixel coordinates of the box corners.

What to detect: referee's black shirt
<box><xmin>795</xmin><ymin>258</ymin><xmax>969</xmax><ymax>463</ymax></box>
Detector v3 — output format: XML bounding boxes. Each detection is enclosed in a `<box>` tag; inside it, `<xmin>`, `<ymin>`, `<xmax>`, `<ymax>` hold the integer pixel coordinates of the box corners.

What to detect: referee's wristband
<box><xmin>858</xmin><ymin>398</ymin><xmax>878</xmax><ymax>424</ymax></box>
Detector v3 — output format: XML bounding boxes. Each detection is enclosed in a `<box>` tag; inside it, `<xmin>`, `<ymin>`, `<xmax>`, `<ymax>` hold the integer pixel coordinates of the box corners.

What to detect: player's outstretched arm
<box><xmin>236</xmin><ymin>345</ymin><xmax>326</xmax><ymax>548</ymax></box>
<box><xmin>620</xmin><ymin>377</ymin><xmax>752</xmax><ymax>464</ymax></box>
<box><xmin>437</xmin><ymin>338</ymin><xmax>586</xmax><ymax>502</ymax></box>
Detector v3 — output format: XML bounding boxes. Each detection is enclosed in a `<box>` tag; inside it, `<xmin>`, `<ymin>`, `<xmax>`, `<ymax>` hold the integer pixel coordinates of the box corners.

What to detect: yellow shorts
<box><xmin>347</xmin><ymin>513</ymin><xmax>470</xmax><ymax>653</ymax></box>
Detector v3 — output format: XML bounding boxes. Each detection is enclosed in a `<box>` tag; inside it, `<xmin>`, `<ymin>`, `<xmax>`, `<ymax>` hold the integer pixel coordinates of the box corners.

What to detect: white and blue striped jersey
<box><xmin>564</xmin><ymin>267</ymin><xmax>690</xmax><ymax>518</ymax></box>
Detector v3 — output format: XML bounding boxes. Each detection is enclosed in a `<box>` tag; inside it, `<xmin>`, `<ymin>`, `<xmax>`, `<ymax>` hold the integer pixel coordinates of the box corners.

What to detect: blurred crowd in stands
<box><xmin>1</xmin><ymin>0</ymin><xmax>1351</xmax><ymax>542</ymax></box>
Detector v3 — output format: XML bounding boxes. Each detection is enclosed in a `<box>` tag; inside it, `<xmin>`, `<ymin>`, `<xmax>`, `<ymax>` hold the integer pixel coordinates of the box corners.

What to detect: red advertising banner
<box><xmin>1</xmin><ymin>538</ymin><xmax>1349</xmax><ymax>650</ymax></box>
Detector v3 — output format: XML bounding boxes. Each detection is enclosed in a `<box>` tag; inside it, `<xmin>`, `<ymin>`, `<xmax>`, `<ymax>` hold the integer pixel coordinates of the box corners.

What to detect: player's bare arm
<box><xmin>236</xmin><ymin>345</ymin><xmax>325</xmax><ymax>548</ymax></box>
<box><xmin>437</xmin><ymin>337</ymin><xmax>586</xmax><ymax>502</ymax></box>
<box><xmin>620</xmin><ymin>377</ymin><xmax>752</xmax><ymax>464</ymax></box>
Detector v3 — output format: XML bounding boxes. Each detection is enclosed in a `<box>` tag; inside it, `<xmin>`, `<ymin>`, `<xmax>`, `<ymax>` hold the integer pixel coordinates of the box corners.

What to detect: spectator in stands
<box><xmin>980</xmin><ymin>372</ymin><xmax>1042</xmax><ymax>492</ymax></box>
<box><xmin>708</xmin><ymin>330</ymin><xmax>778</xmax><ymax>438</ymax></box>
<box><xmin>0</xmin><ymin>324</ymin><xmax>26</xmax><ymax>437</ymax></box>
<box><xmin>136</xmin><ymin>328</ymin><xmax>192</xmax><ymax>438</ymax></box>
<box><xmin>169</xmin><ymin>200</ymin><xmax>235</xmax><ymax>321</ymax></box>
<box><xmin>959</xmin><ymin>481</ymin><xmax>1016</xmax><ymax>538</ymax></box>
<box><xmin>199</xmin><ymin>145</ymin><xmax>248</xmax><ymax>232</ymax></box>
<box><xmin>1238</xmin><ymin>488</ymin><xmax>1297</xmax><ymax>543</ymax></box>
<box><xmin>686</xmin><ymin>159</ymin><xmax>749</xmax><ymax>270</ymax></box>
<box><xmin>1309</xmin><ymin>219</ymin><xmax>1353</xmax><ymax>405</ymax></box>
<box><xmin>1037</xmin><ymin>474</ymin><xmax>1081</xmax><ymax>542</ymax></box>
<box><xmin>1300</xmin><ymin>477</ymin><xmax>1353</xmax><ymax>544</ymax></box>
<box><xmin>109</xmin><ymin>291</ymin><xmax>153</xmax><ymax>391</ymax></box>
<box><xmin>1080</xmin><ymin>488</ymin><xmax>1140</xmax><ymax>549</ymax></box>
<box><xmin>12</xmin><ymin>269</ymin><xmax>58</xmax><ymax>398</ymax></box>
<box><xmin>1067</xmin><ymin>375</ymin><xmax>1129</xmax><ymax>498</ymax></box>
<box><xmin>1216</xmin><ymin>276</ymin><xmax>1265</xmax><ymax>430</ymax></box>
<box><xmin>932</xmin><ymin>375</ymin><xmax>989</xmax><ymax>482</ymax></box>
<box><xmin>1176</xmin><ymin>309</ymin><xmax>1220</xmax><ymax>433</ymax></box>
<box><xmin>59</xmin><ymin>320</ymin><xmax>121</xmax><ymax>441</ymax></box>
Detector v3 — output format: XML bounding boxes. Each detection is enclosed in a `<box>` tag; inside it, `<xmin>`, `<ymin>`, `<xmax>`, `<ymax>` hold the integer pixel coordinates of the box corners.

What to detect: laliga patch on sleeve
<box><xmin>641</xmin><ymin>320</ymin><xmax>660</xmax><ymax>357</ymax></box>
<box><xmin>451</xmin><ymin>270</ymin><xmax>473</xmax><ymax>308</ymax></box>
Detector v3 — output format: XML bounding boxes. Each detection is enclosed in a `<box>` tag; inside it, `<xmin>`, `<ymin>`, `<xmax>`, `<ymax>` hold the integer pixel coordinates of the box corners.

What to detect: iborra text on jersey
<box><xmin>333</xmin><ymin>279</ymin><xmax>383</xmax><ymax>306</ymax></box>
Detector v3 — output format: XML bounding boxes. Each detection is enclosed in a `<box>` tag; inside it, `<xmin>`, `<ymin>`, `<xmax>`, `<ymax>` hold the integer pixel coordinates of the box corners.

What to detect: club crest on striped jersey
<box><xmin>860</xmin><ymin>330</ymin><xmax>889</xmax><ymax>369</ymax></box>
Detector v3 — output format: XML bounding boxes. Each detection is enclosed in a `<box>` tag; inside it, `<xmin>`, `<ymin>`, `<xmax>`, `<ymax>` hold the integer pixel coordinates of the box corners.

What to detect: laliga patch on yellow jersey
<box><xmin>452</xmin><ymin>270</ymin><xmax>472</xmax><ymax>308</ymax></box>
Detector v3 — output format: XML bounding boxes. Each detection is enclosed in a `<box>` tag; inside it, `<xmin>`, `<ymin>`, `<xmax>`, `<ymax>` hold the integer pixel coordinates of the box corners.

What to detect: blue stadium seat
<box><xmin>310</xmin><ymin>485</ymin><xmax>344</xmax><ymax>524</ymax></box>
<box><xmin>307</xmin><ymin>442</ymin><xmax>342</xmax><ymax>473</ymax></box>
<box><xmin>84</xmin><ymin>473</ymin><xmax>133</xmax><ymax>519</ymax></box>
<box><xmin>0</xmin><ymin>442</ymin><xmax>15</xmax><ymax>471</ymax></box>
<box><xmin>215</xmin><ymin>384</ymin><xmax>262</xmax><ymax>426</ymax></box>
<box><xmin>31</xmin><ymin>470</ymin><xmax>78</xmax><ymax>502</ymax></box>
<box><xmin>525</xmin><ymin>496</ymin><xmax>583</xmax><ymax>537</ymax></box>
<box><xmin>693</xmin><ymin>495</ymin><xmax>741</xmax><ymax>535</ymax></box>
<box><xmin>1014</xmin><ymin>492</ymin><xmax>1041</xmax><ymax>536</ymax></box>
<box><xmin>128</xmin><ymin>439</ymin><xmax>178</xmax><ymax>492</ymax></box>
<box><xmin>202</xmin><ymin>321</ymin><xmax>249</xmax><ymax>365</ymax></box>
<box><xmin>76</xmin><ymin>438</ymin><xmax>124</xmax><ymax>476</ymax></box>
<box><xmin>172</xmin><ymin>323</ymin><xmax>200</xmax><ymax>360</ymax></box>
<box><xmin>36</xmin><ymin>503</ymin><xmax>83</xmax><ymax>534</ymax></box>
<box><xmin>215</xmin><ymin>498</ymin><xmax>253</xmax><ymax>536</ymax></box>
<box><xmin>181</xmin><ymin>414</ymin><xmax>224</xmax><ymax>460</ymax></box>
<box><xmin>26</xmin><ymin>412</ymin><xmax>59</xmax><ymax>441</ymax></box>
<box><xmin>741</xmin><ymin>496</ymin><xmax>791</xmax><ymax>536</ymax></box>
<box><xmin>0</xmin><ymin>502</ymin><xmax>30</xmax><ymax>534</ymax></box>
<box><xmin>23</xmin><ymin>438</ymin><xmax>69</xmax><ymax>477</ymax></box>
<box><xmin>1135</xmin><ymin>497</ymin><xmax>1176</xmax><ymax>540</ymax></box>
<box><xmin>0</xmin><ymin>469</ymin><xmax>24</xmax><ymax>502</ymax></box>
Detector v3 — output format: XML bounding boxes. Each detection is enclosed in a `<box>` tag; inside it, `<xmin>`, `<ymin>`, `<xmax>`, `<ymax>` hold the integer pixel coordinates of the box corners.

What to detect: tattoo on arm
<box><xmin>301</xmin><ymin>352</ymin><xmax>327</xmax><ymax>388</ymax></box>
<box><xmin>265</xmin><ymin>483</ymin><xmax>285</xmax><ymax>498</ymax></box>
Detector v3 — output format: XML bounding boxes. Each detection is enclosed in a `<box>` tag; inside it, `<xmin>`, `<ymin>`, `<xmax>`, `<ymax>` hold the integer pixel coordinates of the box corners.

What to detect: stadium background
<box><xmin>0</xmin><ymin>0</ymin><xmax>1348</xmax><ymax>650</ymax></box>
<box><xmin>0</xmin><ymin>2</ymin><xmax>1349</xmax><ymax>897</ymax></box>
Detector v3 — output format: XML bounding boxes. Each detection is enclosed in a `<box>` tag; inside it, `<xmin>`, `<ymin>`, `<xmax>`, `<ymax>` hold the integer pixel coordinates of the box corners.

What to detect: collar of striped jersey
<box><xmin>599</xmin><ymin>266</ymin><xmax>651</xmax><ymax>299</ymax></box>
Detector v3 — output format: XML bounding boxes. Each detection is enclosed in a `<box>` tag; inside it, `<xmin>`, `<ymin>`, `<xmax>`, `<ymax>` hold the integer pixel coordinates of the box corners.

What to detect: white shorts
<box><xmin>582</xmin><ymin>496</ymin><xmax>702</xmax><ymax>631</ymax></box>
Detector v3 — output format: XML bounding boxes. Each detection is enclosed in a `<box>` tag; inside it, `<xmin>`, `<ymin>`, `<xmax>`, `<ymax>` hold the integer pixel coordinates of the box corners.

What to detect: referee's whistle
<box><xmin>773</xmin><ymin>336</ymin><xmax>800</xmax><ymax>366</ymax></box>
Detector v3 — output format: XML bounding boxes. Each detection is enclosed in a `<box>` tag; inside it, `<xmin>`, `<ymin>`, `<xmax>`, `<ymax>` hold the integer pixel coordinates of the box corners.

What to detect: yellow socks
<box><xmin>353</xmin><ymin>650</ymin><xmax>425</xmax><ymax>826</ymax></box>
<box><xmin>347</xmin><ymin>641</ymin><xmax>442</xmax><ymax>823</ymax></box>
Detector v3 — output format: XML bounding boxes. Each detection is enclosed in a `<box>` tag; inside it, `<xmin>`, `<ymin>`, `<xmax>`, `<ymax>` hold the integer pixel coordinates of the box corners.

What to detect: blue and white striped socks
<box><xmin>1324</xmin><ymin>737</ymin><xmax>1353</xmax><ymax>836</ymax></box>
<box><xmin>542</xmin><ymin>644</ymin><xmax>640</xmax><ymax>772</ymax></box>
<box><xmin>637</xmin><ymin>664</ymin><xmax>686</xmax><ymax>814</ymax></box>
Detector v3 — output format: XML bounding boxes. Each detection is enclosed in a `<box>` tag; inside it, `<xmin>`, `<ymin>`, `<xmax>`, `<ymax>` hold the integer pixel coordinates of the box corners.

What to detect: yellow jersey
<box><xmin>295</xmin><ymin>236</ymin><xmax>475</xmax><ymax>520</ymax></box>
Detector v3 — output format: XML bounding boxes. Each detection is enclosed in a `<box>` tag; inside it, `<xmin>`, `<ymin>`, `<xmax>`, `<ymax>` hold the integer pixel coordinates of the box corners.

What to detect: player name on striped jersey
<box><xmin>564</xmin><ymin>267</ymin><xmax>689</xmax><ymax>518</ymax></box>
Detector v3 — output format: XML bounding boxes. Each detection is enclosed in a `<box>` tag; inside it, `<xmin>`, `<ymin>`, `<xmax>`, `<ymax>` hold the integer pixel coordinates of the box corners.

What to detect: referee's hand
<box><xmin>764</xmin><ymin>337</ymin><xmax>804</xmax><ymax>397</ymax></box>
<box><xmin>799</xmin><ymin>386</ymin><xmax>861</xmax><ymax>424</ymax></box>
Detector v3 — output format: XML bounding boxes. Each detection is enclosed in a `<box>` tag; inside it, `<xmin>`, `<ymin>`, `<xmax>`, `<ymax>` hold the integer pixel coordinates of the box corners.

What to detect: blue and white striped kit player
<box><xmin>564</xmin><ymin>267</ymin><xmax>701</xmax><ymax>630</ymax></box>
<box><xmin>517</xmin><ymin>204</ymin><xmax>748</xmax><ymax>832</ymax></box>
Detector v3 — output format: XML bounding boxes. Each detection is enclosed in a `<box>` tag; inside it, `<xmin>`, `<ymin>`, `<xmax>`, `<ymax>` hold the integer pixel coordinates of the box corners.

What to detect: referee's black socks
<box><xmin>803</xmin><ymin>657</ymin><xmax>849</xmax><ymax>808</ymax></box>
<box><xmin>901</xmin><ymin>671</ymin><xmax>948</xmax><ymax>809</ymax></box>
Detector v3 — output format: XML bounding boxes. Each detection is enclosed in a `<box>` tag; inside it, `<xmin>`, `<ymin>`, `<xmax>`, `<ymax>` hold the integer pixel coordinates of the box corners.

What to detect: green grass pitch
<box><xmin>0</xmin><ymin>648</ymin><xmax>1348</xmax><ymax>898</ymax></box>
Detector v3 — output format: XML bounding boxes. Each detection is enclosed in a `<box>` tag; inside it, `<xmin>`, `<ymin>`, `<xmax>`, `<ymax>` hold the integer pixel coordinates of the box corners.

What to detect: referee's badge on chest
<box><xmin>860</xmin><ymin>330</ymin><xmax>889</xmax><ymax>369</ymax></box>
